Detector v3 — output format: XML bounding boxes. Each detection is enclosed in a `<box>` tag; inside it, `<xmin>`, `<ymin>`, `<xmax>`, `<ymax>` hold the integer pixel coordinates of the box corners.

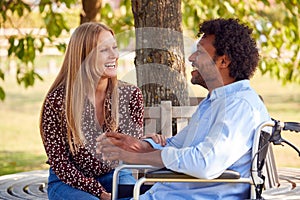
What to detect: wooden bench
<box><xmin>1</xmin><ymin>101</ymin><xmax>299</xmax><ymax>199</ymax></box>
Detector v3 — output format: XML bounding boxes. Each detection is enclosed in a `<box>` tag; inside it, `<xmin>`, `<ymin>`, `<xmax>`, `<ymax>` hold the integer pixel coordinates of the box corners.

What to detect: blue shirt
<box><xmin>140</xmin><ymin>80</ymin><xmax>270</xmax><ymax>200</ymax></box>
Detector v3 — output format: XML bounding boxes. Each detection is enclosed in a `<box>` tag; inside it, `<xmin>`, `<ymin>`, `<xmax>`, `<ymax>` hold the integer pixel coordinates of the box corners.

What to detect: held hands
<box><xmin>96</xmin><ymin>132</ymin><xmax>143</xmax><ymax>153</ymax></box>
<box><xmin>96</xmin><ymin>132</ymin><xmax>166</xmax><ymax>162</ymax></box>
<box><xmin>96</xmin><ymin>132</ymin><xmax>144</xmax><ymax>162</ymax></box>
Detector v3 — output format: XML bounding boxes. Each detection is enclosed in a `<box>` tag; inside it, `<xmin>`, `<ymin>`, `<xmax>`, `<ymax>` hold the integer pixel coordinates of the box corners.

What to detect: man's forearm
<box><xmin>125</xmin><ymin>150</ymin><xmax>165</xmax><ymax>168</ymax></box>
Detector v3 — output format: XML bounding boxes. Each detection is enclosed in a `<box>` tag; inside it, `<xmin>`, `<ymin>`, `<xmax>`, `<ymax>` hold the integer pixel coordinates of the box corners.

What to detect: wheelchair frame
<box><xmin>111</xmin><ymin>120</ymin><xmax>286</xmax><ymax>200</ymax></box>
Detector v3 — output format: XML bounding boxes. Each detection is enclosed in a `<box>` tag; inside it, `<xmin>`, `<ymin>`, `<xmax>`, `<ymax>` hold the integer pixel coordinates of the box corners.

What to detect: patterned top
<box><xmin>41</xmin><ymin>81</ymin><xmax>144</xmax><ymax>198</ymax></box>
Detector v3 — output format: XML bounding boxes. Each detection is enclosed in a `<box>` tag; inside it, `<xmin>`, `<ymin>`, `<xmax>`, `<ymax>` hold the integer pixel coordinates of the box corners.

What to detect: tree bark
<box><xmin>80</xmin><ymin>0</ymin><xmax>102</xmax><ymax>24</ymax></box>
<box><xmin>131</xmin><ymin>0</ymin><xmax>189</xmax><ymax>107</ymax></box>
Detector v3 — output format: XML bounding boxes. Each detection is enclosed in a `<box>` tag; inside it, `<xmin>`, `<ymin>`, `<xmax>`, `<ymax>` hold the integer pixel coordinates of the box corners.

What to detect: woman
<box><xmin>39</xmin><ymin>22</ymin><xmax>144</xmax><ymax>200</ymax></box>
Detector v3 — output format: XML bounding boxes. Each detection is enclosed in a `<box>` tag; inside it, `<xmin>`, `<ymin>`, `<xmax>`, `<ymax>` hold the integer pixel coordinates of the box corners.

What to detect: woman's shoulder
<box><xmin>118</xmin><ymin>80</ymin><xmax>141</xmax><ymax>92</ymax></box>
<box><xmin>117</xmin><ymin>80</ymin><xmax>143</xmax><ymax>100</ymax></box>
<box><xmin>45</xmin><ymin>85</ymin><xmax>65</xmax><ymax>112</ymax></box>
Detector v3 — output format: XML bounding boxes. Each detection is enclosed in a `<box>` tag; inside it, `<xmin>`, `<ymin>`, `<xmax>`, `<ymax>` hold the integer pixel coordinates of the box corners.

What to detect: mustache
<box><xmin>192</xmin><ymin>60</ymin><xmax>216</xmax><ymax>69</ymax></box>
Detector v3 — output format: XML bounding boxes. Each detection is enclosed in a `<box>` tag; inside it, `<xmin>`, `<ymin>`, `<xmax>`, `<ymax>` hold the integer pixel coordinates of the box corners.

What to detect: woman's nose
<box><xmin>109</xmin><ymin>48</ymin><xmax>119</xmax><ymax>58</ymax></box>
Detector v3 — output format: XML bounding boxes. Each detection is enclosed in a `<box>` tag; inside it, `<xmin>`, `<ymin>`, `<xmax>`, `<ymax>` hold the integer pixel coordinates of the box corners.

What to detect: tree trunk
<box><xmin>131</xmin><ymin>0</ymin><xmax>189</xmax><ymax>107</ymax></box>
<box><xmin>80</xmin><ymin>0</ymin><xmax>102</xmax><ymax>24</ymax></box>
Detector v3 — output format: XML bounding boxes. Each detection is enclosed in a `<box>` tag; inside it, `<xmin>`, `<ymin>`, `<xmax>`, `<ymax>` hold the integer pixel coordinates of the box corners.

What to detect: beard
<box><xmin>191</xmin><ymin>69</ymin><xmax>208</xmax><ymax>89</ymax></box>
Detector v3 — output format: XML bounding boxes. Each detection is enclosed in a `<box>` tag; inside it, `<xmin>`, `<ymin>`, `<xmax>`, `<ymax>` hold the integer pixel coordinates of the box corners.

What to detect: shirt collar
<box><xmin>208</xmin><ymin>80</ymin><xmax>251</xmax><ymax>101</ymax></box>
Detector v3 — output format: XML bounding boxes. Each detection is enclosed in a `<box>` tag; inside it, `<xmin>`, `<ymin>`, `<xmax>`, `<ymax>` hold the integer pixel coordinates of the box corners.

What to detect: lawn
<box><xmin>251</xmin><ymin>73</ymin><xmax>300</xmax><ymax>168</ymax></box>
<box><xmin>0</xmin><ymin>66</ymin><xmax>300</xmax><ymax>176</ymax></box>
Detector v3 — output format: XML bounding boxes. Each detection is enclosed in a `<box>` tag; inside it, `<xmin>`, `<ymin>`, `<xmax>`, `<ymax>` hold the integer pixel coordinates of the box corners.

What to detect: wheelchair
<box><xmin>112</xmin><ymin>118</ymin><xmax>300</xmax><ymax>200</ymax></box>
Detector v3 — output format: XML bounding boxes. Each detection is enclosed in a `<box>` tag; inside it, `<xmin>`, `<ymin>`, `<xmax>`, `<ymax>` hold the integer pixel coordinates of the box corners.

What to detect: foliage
<box><xmin>181</xmin><ymin>0</ymin><xmax>300</xmax><ymax>85</ymax></box>
<box><xmin>0</xmin><ymin>0</ymin><xmax>134</xmax><ymax>100</ymax></box>
<box><xmin>0</xmin><ymin>0</ymin><xmax>75</xmax><ymax>100</ymax></box>
<box><xmin>0</xmin><ymin>0</ymin><xmax>299</xmax><ymax>101</ymax></box>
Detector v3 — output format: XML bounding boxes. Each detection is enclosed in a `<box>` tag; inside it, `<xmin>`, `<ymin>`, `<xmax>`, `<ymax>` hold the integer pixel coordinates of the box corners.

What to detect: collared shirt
<box><xmin>141</xmin><ymin>80</ymin><xmax>270</xmax><ymax>200</ymax></box>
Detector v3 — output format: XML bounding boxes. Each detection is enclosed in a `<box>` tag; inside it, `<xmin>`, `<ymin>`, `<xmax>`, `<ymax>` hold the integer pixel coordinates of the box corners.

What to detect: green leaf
<box><xmin>8</xmin><ymin>37</ymin><xmax>16</xmax><ymax>56</ymax></box>
<box><xmin>0</xmin><ymin>69</ymin><xmax>4</xmax><ymax>80</ymax></box>
<box><xmin>37</xmin><ymin>38</ymin><xmax>45</xmax><ymax>53</ymax></box>
<box><xmin>16</xmin><ymin>68</ymin><xmax>43</xmax><ymax>88</ymax></box>
<box><xmin>44</xmin><ymin>12</ymin><xmax>69</xmax><ymax>38</ymax></box>
<box><xmin>0</xmin><ymin>87</ymin><xmax>5</xmax><ymax>101</ymax></box>
<box><xmin>56</xmin><ymin>43</ymin><xmax>67</xmax><ymax>53</ymax></box>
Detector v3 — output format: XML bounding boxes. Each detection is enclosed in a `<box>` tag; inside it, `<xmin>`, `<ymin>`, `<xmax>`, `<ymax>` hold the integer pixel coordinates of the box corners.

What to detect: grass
<box><xmin>0</xmin><ymin>72</ymin><xmax>54</xmax><ymax>175</ymax></box>
<box><xmin>251</xmin><ymin>73</ymin><xmax>300</xmax><ymax>168</ymax></box>
<box><xmin>0</xmin><ymin>64</ymin><xmax>300</xmax><ymax>176</ymax></box>
<box><xmin>0</xmin><ymin>151</ymin><xmax>48</xmax><ymax>175</ymax></box>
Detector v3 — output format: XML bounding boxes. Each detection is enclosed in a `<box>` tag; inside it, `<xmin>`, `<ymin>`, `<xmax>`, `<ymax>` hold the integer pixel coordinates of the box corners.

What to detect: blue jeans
<box><xmin>47</xmin><ymin>167</ymin><xmax>136</xmax><ymax>200</ymax></box>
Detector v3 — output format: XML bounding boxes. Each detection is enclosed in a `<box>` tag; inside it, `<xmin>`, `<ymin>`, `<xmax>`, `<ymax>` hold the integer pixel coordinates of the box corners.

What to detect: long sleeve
<box><xmin>139</xmin><ymin>80</ymin><xmax>271</xmax><ymax>200</ymax></box>
<box><xmin>41</xmin><ymin>87</ymin><xmax>109</xmax><ymax>198</ymax></box>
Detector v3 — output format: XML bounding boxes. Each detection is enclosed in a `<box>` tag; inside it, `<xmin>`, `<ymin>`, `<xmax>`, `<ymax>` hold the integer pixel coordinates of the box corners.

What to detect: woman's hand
<box><xmin>141</xmin><ymin>133</ymin><xmax>166</xmax><ymax>146</ymax></box>
<box><xmin>96</xmin><ymin>133</ymin><xmax>138</xmax><ymax>162</ymax></box>
<box><xmin>97</xmin><ymin>132</ymin><xmax>144</xmax><ymax>152</ymax></box>
<box><xmin>96</xmin><ymin>132</ymin><xmax>165</xmax><ymax>167</ymax></box>
<box><xmin>100</xmin><ymin>191</ymin><xmax>111</xmax><ymax>200</ymax></box>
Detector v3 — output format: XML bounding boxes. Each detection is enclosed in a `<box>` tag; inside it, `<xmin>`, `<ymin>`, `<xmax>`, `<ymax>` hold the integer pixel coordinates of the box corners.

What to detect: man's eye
<box><xmin>113</xmin><ymin>46</ymin><xmax>118</xmax><ymax>49</ymax></box>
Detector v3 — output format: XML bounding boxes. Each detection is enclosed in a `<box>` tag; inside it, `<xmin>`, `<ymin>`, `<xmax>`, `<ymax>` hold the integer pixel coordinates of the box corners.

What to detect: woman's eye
<box><xmin>100</xmin><ymin>48</ymin><xmax>108</xmax><ymax>52</ymax></box>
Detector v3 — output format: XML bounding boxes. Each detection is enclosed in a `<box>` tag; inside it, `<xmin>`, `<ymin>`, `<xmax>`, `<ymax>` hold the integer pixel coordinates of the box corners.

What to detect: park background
<box><xmin>1</xmin><ymin>53</ymin><xmax>300</xmax><ymax>176</ymax></box>
<box><xmin>0</xmin><ymin>0</ymin><xmax>300</xmax><ymax>176</ymax></box>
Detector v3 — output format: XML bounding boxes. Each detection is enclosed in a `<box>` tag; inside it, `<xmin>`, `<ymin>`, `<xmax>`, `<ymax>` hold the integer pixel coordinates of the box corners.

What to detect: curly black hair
<box><xmin>198</xmin><ymin>18</ymin><xmax>259</xmax><ymax>80</ymax></box>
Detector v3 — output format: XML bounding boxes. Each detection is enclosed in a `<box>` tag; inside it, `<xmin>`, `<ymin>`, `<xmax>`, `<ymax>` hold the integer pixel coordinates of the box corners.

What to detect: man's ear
<box><xmin>220</xmin><ymin>55</ymin><xmax>231</xmax><ymax>68</ymax></box>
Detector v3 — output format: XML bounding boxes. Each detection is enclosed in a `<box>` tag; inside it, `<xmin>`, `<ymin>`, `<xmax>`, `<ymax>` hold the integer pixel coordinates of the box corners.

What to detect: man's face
<box><xmin>188</xmin><ymin>34</ymin><xmax>223</xmax><ymax>90</ymax></box>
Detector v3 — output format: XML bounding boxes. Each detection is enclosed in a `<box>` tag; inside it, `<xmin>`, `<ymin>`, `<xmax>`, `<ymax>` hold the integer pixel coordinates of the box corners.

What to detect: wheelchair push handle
<box><xmin>283</xmin><ymin>122</ymin><xmax>300</xmax><ymax>133</ymax></box>
<box><xmin>271</xmin><ymin>119</ymin><xmax>300</xmax><ymax>157</ymax></box>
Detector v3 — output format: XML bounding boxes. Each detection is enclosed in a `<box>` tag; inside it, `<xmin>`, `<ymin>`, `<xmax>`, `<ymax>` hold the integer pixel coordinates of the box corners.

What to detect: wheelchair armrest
<box><xmin>217</xmin><ymin>170</ymin><xmax>241</xmax><ymax>179</ymax></box>
<box><xmin>145</xmin><ymin>168</ymin><xmax>196</xmax><ymax>179</ymax></box>
<box><xmin>145</xmin><ymin>168</ymin><xmax>241</xmax><ymax>179</ymax></box>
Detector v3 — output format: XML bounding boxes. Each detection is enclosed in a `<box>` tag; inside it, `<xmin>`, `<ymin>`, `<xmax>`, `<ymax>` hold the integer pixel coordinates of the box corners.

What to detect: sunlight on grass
<box><xmin>0</xmin><ymin>151</ymin><xmax>48</xmax><ymax>176</ymax></box>
<box><xmin>0</xmin><ymin>74</ymin><xmax>54</xmax><ymax>153</ymax></box>
<box><xmin>0</xmin><ymin>73</ymin><xmax>55</xmax><ymax>175</ymax></box>
<box><xmin>251</xmin><ymin>72</ymin><xmax>300</xmax><ymax>168</ymax></box>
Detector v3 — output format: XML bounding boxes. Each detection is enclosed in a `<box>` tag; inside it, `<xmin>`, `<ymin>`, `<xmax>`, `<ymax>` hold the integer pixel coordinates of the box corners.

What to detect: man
<box><xmin>97</xmin><ymin>18</ymin><xmax>270</xmax><ymax>199</ymax></box>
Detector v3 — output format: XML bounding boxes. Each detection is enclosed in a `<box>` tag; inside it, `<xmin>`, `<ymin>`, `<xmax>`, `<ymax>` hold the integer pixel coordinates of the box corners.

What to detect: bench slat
<box><xmin>144</xmin><ymin>118</ymin><xmax>157</xmax><ymax>134</ymax></box>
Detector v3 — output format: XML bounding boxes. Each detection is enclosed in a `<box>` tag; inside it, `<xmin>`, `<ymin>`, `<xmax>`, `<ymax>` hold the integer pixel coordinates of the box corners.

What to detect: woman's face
<box><xmin>97</xmin><ymin>30</ymin><xmax>119</xmax><ymax>78</ymax></box>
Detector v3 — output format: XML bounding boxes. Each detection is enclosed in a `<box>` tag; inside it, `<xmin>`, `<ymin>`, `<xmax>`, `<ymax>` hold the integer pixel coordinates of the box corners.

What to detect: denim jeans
<box><xmin>47</xmin><ymin>167</ymin><xmax>136</xmax><ymax>200</ymax></box>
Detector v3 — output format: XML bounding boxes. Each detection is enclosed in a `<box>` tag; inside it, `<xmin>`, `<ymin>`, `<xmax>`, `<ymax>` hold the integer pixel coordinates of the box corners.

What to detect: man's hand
<box><xmin>96</xmin><ymin>133</ymin><xmax>129</xmax><ymax>161</ymax></box>
<box><xmin>96</xmin><ymin>132</ymin><xmax>165</xmax><ymax>167</ymax></box>
<box><xmin>141</xmin><ymin>133</ymin><xmax>167</xmax><ymax>146</ymax></box>
<box><xmin>96</xmin><ymin>132</ymin><xmax>151</xmax><ymax>153</ymax></box>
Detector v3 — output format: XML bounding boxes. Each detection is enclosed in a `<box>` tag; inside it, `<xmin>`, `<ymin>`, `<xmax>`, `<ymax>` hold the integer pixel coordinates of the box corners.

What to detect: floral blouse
<box><xmin>41</xmin><ymin>81</ymin><xmax>144</xmax><ymax>198</ymax></box>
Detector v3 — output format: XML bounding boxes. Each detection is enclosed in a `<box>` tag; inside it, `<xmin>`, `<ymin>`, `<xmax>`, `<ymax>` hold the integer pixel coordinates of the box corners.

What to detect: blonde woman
<box><xmin>39</xmin><ymin>22</ymin><xmax>144</xmax><ymax>200</ymax></box>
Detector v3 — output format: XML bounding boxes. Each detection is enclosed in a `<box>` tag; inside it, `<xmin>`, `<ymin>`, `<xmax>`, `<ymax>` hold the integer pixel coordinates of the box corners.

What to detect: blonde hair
<box><xmin>40</xmin><ymin>22</ymin><xmax>119</xmax><ymax>154</ymax></box>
